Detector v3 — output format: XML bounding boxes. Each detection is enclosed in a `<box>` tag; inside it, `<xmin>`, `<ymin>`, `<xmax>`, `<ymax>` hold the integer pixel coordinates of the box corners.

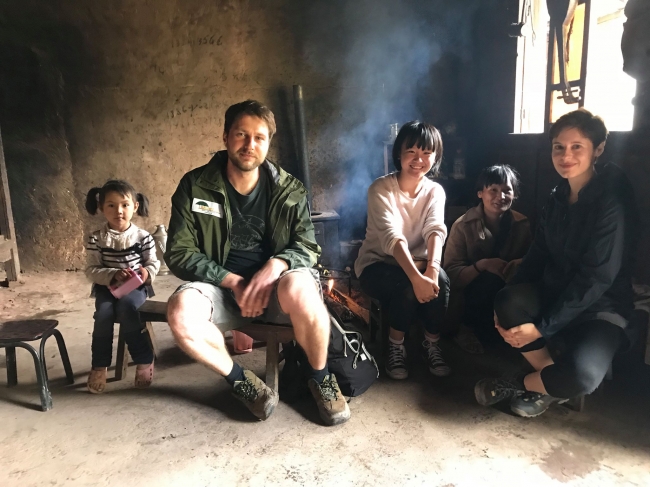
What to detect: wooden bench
<box><xmin>116</xmin><ymin>300</ymin><xmax>295</xmax><ymax>392</ymax></box>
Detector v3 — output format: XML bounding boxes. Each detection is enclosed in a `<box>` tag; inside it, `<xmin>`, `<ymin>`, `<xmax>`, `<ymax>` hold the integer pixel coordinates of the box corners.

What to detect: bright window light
<box><xmin>514</xmin><ymin>0</ymin><xmax>635</xmax><ymax>133</ymax></box>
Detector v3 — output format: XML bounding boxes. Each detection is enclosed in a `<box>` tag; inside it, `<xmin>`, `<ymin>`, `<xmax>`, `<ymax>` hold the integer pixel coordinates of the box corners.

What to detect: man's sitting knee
<box><xmin>167</xmin><ymin>290</ymin><xmax>207</xmax><ymax>338</ymax></box>
<box><xmin>278</xmin><ymin>271</ymin><xmax>319</xmax><ymax>300</ymax></box>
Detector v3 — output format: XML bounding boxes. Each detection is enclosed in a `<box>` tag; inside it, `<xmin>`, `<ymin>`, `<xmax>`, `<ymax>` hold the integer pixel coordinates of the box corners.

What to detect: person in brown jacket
<box><xmin>443</xmin><ymin>165</ymin><xmax>532</xmax><ymax>352</ymax></box>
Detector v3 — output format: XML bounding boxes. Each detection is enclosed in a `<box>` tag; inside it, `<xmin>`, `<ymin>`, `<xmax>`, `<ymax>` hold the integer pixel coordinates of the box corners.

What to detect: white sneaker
<box><xmin>386</xmin><ymin>341</ymin><xmax>408</xmax><ymax>380</ymax></box>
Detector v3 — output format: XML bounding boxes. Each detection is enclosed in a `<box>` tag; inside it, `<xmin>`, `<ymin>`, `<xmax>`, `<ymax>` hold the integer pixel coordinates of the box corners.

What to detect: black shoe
<box><xmin>510</xmin><ymin>392</ymin><xmax>568</xmax><ymax>418</ymax></box>
<box><xmin>385</xmin><ymin>341</ymin><xmax>408</xmax><ymax>380</ymax></box>
<box><xmin>474</xmin><ymin>377</ymin><xmax>525</xmax><ymax>407</ymax></box>
<box><xmin>422</xmin><ymin>339</ymin><xmax>451</xmax><ymax>377</ymax></box>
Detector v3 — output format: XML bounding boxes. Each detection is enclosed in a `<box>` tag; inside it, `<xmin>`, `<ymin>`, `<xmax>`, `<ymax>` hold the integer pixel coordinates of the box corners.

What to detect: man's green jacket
<box><xmin>164</xmin><ymin>151</ymin><xmax>321</xmax><ymax>286</ymax></box>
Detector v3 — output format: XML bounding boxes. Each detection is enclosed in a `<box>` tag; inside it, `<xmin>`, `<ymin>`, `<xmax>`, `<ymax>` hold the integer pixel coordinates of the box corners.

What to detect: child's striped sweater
<box><xmin>85</xmin><ymin>223</ymin><xmax>160</xmax><ymax>287</ymax></box>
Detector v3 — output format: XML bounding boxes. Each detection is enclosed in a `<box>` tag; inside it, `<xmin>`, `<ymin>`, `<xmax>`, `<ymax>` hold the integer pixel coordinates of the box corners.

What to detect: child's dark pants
<box><xmin>92</xmin><ymin>285</ymin><xmax>153</xmax><ymax>368</ymax></box>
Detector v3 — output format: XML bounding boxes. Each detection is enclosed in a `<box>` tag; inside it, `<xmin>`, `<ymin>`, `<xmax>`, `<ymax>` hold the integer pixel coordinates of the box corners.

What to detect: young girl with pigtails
<box><xmin>84</xmin><ymin>179</ymin><xmax>159</xmax><ymax>393</ymax></box>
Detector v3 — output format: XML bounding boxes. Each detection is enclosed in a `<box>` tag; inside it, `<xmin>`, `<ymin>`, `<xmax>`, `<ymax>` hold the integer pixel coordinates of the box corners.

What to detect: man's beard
<box><xmin>228</xmin><ymin>150</ymin><xmax>264</xmax><ymax>172</ymax></box>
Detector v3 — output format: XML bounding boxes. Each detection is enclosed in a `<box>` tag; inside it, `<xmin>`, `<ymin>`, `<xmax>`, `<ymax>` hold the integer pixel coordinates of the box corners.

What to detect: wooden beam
<box><xmin>0</xmin><ymin>127</ymin><xmax>16</xmax><ymax>240</ymax></box>
<box><xmin>0</xmin><ymin>237</ymin><xmax>11</xmax><ymax>261</ymax></box>
<box><xmin>0</xmin><ymin>125</ymin><xmax>20</xmax><ymax>281</ymax></box>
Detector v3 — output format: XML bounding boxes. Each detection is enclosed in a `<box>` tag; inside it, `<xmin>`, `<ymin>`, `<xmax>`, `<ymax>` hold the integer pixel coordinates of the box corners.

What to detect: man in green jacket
<box><xmin>164</xmin><ymin>100</ymin><xmax>350</xmax><ymax>426</ymax></box>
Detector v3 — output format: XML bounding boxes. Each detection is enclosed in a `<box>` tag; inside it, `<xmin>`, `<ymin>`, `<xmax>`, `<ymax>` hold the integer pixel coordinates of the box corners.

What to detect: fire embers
<box><xmin>317</xmin><ymin>265</ymin><xmax>369</xmax><ymax>324</ymax></box>
<box><xmin>317</xmin><ymin>265</ymin><xmax>351</xmax><ymax>296</ymax></box>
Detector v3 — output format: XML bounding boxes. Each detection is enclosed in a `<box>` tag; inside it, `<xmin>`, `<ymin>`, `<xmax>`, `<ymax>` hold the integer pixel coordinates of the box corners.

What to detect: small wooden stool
<box><xmin>0</xmin><ymin>319</ymin><xmax>74</xmax><ymax>411</ymax></box>
<box><xmin>116</xmin><ymin>300</ymin><xmax>295</xmax><ymax>393</ymax></box>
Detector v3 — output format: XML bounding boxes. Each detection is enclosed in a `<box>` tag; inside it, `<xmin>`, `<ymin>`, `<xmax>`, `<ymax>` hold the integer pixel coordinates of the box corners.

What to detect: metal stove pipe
<box><xmin>293</xmin><ymin>84</ymin><xmax>312</xmax><ymax>210</ymax></box>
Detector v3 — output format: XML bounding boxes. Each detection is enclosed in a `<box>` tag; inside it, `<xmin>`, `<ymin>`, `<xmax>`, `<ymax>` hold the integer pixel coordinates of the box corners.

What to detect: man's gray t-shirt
<box><xmin>224</xmin><ymin>169</ymin><xmax>273</xmax><ymax>279</ymax></box>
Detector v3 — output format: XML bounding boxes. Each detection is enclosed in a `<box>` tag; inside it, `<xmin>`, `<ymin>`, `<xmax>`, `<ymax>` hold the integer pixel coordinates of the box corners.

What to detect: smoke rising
<box><xmin>302</xmin><ymin>0</ymin><xmax>478</xmax><ymax>240</ymax></box>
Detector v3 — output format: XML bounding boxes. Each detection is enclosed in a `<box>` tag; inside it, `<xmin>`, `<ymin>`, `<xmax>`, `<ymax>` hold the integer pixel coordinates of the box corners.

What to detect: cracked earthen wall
<box><xmin>0</xmin><ymin>0</ymin><xmax>469</xmax><ymax>271</ymax></box>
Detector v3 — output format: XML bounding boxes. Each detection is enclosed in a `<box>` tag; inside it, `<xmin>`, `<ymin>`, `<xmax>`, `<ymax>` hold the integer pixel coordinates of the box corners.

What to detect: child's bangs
<box><xmin>103</xmin><ymin>181</ymin><xmax>136</xmax><ymax>200</ymax></box>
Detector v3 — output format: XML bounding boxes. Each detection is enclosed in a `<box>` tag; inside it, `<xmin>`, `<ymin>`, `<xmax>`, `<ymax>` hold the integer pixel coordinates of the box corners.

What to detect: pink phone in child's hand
<box><xmin>109</xmin><ymin>268</ymin><xmax>144</xmax><ymax>299</ymax></box>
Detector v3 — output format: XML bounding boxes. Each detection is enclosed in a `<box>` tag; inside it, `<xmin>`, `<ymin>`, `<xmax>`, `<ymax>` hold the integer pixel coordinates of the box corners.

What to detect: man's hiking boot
<box><xmin>232</xmin><ymin>370</ymin><xmax>278</xmax><ymax>420</ymax></box>
<box><xmin>308</xmin><ymin>374</ymin><xmax>351</xmax><ymax>426</ymax></box>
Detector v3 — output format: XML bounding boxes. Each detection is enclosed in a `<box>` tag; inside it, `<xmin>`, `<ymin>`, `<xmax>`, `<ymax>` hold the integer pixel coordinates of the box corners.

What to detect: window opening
<box><xmin>514</xmin><ymin>0</ymin><xmax>635</xmax><ymax>133</ymax></box>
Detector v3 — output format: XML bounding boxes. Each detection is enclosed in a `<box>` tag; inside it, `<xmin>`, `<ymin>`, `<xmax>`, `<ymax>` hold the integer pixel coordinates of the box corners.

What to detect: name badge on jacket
<box><xmin>192</xmin><ymin>198</ymin><xmax>223</xmax><ymax>218</ymax></box>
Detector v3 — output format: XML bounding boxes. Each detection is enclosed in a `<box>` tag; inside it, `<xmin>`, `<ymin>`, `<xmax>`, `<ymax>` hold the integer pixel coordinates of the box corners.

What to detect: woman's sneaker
<box><xmin>510</xmin><ymin>391</ymin><xmax>568</xmax><ymax>418</ymax></box>
<box><xmin>386</xmin><ymin>341</ymin><xmax>408</xmax><ymax>380</ymax></box>
<box><xmin>422</xmin><ymin>339</ymin><xmax>451</xmax><ymax>377</ymax></box>
<box><xmin>474</xmin><ymin>377</ymin><xmax>525</xmax><ymax>406</ymax></box>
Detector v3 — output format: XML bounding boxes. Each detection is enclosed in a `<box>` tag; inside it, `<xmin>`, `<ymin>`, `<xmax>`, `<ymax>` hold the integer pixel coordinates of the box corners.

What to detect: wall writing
<box><xmin>171</xmin><ymin>34</ymin><xmax>223</xmax><ymax>49</ymax></box>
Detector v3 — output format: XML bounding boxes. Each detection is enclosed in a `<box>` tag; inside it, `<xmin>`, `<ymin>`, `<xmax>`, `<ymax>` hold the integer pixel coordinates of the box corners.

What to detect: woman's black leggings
<box><xmin>494</xmin><ymin>283</ymin><xmax>623</xmax><ymax>399</ymax></box>
<box><xmin>359</xmin><ymin>262</ymin><xmax>449</xmax><ymax>335</ymax></box>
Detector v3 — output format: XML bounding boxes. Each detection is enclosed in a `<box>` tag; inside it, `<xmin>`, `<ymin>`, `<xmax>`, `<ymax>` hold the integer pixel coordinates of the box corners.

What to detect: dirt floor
<box><xmin>1</xmin><ymin>272</ymin><xmax>649</xmax><ymax>487</ymax></box>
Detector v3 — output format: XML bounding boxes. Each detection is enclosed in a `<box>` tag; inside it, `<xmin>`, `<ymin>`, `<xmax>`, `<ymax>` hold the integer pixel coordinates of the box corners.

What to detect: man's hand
<box><xmin>239</xmin><ymin>258</ymin><xmax>288</xmax><ymax>318</ymax></box>
<box><xmin>476</xmin><ymin>258</ymin><xmax>508</xmax><ymax>279</ymax></box>
<box><xmin>496</xmin><ymin>321</ymin><xmax>541</xmax><ymax>348</ymax></box>
<box><xmin>220</xmin><ymin>272</ymin><xmax>248</xmax><ymax>308</ymax></box>
<box><xmin>411</xmin><ymin>273</ymin><xmax>439</xmax><ymax>304</ymax></box>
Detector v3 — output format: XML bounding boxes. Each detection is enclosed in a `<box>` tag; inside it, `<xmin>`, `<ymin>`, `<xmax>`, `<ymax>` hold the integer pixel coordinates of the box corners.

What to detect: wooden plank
<box><xmin>265</xmin><ymin>333</ymin><xmax>279</xmax><ymax>392</ymax></box>
<box><xmin>115</xmin><ymin>332</ymin><xmax>129</xmax><ymax>381</ymax></box>
<box><xmin>0</xmin><ymin>238</ymin><xmax>11</xmax><ymax>261</ymax></box>
<box><xmin>4</xmin><ymin>248</ymin><xmax>18</xmax><ymax>281</ymax></box>
<box><xmin>0</xmin><ymin>126</ymin><xmax>16</xmax><ymax>239</ymax></box>
<box><xmin>0</xmin><ymin>126</ymin><xmax>20</xmax><ymax>280</ymax></box>
<box><xmin>238</xmin><ymin>323</ymin><xmax>295</xmax><ymax>343</ymax></box>
<box><xmin>139</xmin><ymin>300</ymin><xmax>168</xmax><ymax>319</ymax></box>
<box><xmin>145</xmin><ymin>321</ymin><xmax>159</xmax><ymax>357</ymax></box>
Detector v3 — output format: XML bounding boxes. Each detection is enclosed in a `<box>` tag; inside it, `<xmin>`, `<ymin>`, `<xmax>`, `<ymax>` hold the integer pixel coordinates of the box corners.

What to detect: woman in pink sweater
<box><xmin>355</xmin><ymin>121</ymin><xmax>449</xmax><ymax>380</ymax></box>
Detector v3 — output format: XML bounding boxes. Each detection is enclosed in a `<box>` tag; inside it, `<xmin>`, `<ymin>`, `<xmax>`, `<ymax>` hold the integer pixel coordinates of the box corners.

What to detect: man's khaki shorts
<box><xmin>171</xmin><ymin>268</ymin><xmax>322</xmax><ymax>332</ymax></box>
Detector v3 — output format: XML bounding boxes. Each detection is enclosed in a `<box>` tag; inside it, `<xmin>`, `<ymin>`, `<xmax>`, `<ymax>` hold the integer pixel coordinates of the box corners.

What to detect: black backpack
<box><xmin>326</xmin><ymin>315</ymin><xmax>379</xmax><ymax>397</ymax></box>
<box><xmin>279</xmin><ymin>315</ymin><xmax>378</xmax><ymax>399</ymax></box>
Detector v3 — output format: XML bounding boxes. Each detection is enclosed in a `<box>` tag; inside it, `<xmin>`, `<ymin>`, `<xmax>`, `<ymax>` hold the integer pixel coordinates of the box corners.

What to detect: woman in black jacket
<box><xmin>474</xmin><ymin>109</ymin><xmax>638</xmax><ymax>417</ymax></box>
